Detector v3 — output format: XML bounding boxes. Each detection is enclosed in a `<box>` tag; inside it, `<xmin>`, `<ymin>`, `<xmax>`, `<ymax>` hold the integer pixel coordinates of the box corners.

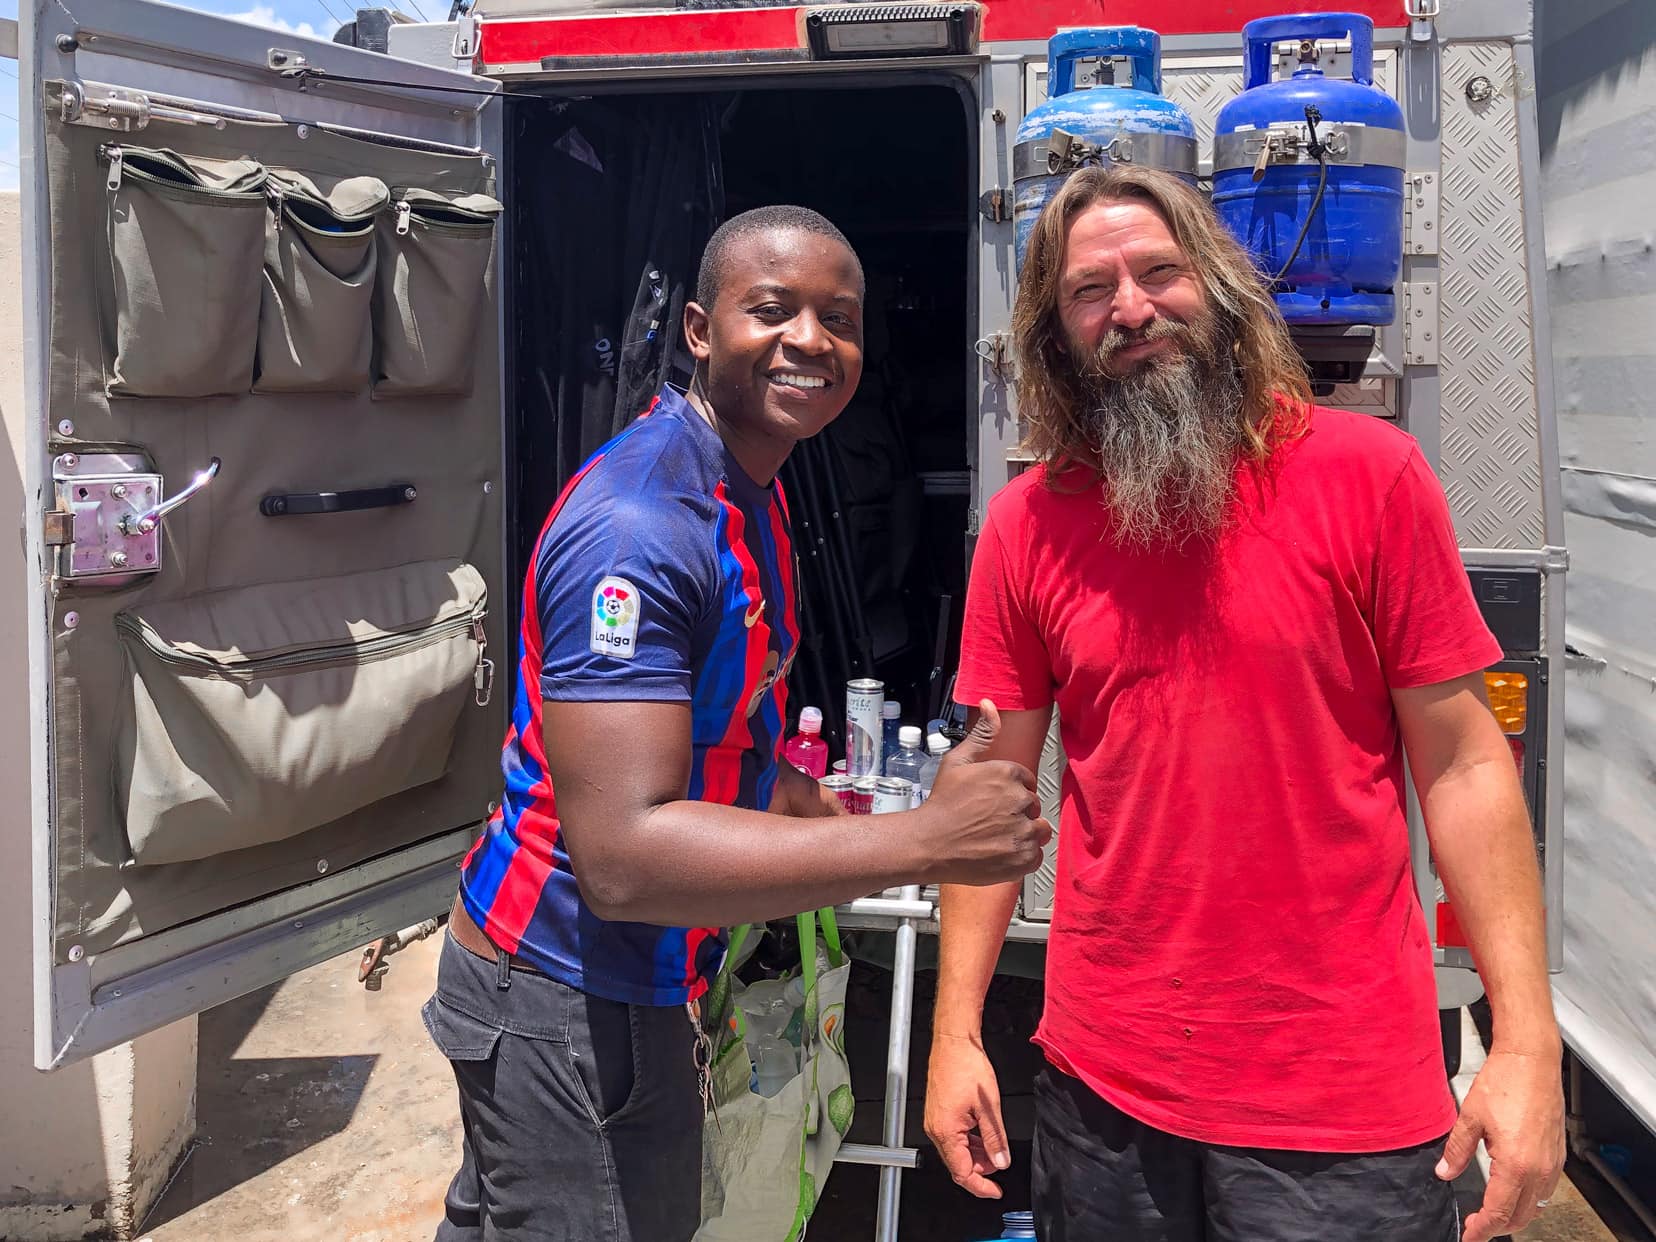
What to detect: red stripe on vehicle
<box><xmin>480</xmin><ymin>1</ymin><xmax>1403</xmax><ymax>65</ymax></box>
<box><xmin>1435</xmin><ymin>901</ymin><xmax>1468</xmax><ymax>949</ymax></box>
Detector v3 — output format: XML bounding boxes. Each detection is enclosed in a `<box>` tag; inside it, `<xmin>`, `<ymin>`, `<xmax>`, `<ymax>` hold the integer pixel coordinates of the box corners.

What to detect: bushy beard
<box><xmin>1072</xmin><ymin>310</ymin><xmax>1246</xmax><ymax>550</ymax></box>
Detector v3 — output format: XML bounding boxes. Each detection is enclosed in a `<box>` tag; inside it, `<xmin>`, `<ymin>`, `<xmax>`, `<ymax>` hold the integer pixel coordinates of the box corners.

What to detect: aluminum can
<box><xmin>850</xmin><ymin>775</ymin><xmax>878</xmax><ymax>816</ymax></box>
<box><xmin>846</xmin><ymin>678</ymin><xmax>885</xmax><ymax>778</ymax></box>
<box><xmin>871</xmin><ymin>777</ymin><xmax>915</xmax><ymax>815</ymax></box>
<box><xmin>820</xmin><ymin>774</ymin><xmax>858</xmax><ymax>815</ymax></box>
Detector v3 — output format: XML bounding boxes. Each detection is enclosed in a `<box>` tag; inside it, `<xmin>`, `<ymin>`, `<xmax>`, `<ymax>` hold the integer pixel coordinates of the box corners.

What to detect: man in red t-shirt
<box><xmin>924</xmin><ymin>166</ymin><xmax>1565</xmax><ymax>1242</ymax></box>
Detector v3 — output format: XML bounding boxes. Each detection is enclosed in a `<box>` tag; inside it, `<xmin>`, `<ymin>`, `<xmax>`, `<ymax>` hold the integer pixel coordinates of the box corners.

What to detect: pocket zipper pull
<box><xmin>106</xmin><ymin>146</ymin><xmax>124</xmax><ymax>192</ymax></box>
<box><xmin>472</xmin><ymin>617</ymin><xmax>494</xmax><ymax>707</ymax></box>
<box><xmin>395</xmin><ymin>200</ymin><xmax>413</xmax><ymax>236</ymax></box>
<box><xmin>270</xmin><ymin>186</ymin><xmax>285</xmax><ymax>231</ymax></box>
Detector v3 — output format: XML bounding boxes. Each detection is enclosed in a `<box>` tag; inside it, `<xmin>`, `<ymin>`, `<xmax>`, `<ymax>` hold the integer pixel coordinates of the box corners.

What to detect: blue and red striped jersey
<box><xmin>459</xmin><ymin>388</ymin><xmax>800</xmax><ymax>1005</ymax></box>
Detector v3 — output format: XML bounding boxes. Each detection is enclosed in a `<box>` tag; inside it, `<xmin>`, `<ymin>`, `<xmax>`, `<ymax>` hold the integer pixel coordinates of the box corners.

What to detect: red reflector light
<box><xmin>1507</xmin><ymin>736</ymin><xmax>1524</xmax><ymax>774</ymax></box>
<box><xmin>1436</xmin><ymin>901</ymin><xmax>1468</xmax><ymax>949</ymax></box>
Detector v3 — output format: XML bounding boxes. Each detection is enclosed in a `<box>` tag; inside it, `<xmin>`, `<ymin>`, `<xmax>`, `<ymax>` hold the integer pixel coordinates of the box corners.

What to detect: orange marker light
<box><xmin>1484</xmin><ymin>671</ymin><xmax>1529</xmax><ymax>735</ymax></box>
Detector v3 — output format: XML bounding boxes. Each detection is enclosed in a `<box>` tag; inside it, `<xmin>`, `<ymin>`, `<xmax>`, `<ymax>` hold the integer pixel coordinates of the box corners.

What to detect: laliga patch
<box><xmin>590</xmin><ymin>576</ymin><xmax>641</xmax><ymax>659</ymax></box>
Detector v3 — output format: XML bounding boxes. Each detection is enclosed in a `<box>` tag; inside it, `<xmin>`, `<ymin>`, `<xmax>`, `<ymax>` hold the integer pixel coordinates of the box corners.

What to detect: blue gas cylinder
<box><xmin>970</xmin><ymin>1209</ymin><xmax>1036</xmax><ymax>1240</ymax></box>
<box><xmin>1212</xmin><ymin>12</ymin><xmax>1405</xmax><ymax>325</ymax></box>
<box><xmin>1013</xmin><ymin>28</ymin><xmax>1197</xmax><ymax>270</ymax></box>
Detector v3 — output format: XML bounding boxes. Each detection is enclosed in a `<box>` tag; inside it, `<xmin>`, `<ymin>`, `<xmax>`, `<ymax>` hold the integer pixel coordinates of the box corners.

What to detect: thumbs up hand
<box><xmin>915</xmin><ymin>700</ymin><xmax>1053</xmax><ymax>887</ymax></box>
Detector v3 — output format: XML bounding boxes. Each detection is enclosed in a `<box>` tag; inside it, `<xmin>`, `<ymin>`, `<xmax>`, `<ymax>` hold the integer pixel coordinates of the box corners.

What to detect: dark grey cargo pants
<box><xmin>423</xmin><ymin>932</ymin><xmax>703</xmax><ymax>1242</ymax></box>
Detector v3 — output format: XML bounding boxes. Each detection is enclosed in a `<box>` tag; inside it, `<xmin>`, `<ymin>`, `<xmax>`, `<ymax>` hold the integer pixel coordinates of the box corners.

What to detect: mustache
<box><xmin>1083</xmin><ymin>315</ymin><xmax>1221</xmax><ymax>380</ymax></box>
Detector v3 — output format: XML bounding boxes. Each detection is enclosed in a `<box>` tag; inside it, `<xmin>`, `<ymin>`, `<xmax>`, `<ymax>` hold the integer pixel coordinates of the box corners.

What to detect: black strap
<box><xmin>260</xmin><ymin>484</ymin><xmax>417</xmax><ymax>517</ymax></box>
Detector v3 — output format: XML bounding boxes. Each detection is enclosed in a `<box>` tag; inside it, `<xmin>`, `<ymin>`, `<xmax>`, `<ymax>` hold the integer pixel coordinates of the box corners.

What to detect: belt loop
<box><xmin>495</xmin><ymin>946</ymin><xmax>512</xmax><ymax>992</ymax></box>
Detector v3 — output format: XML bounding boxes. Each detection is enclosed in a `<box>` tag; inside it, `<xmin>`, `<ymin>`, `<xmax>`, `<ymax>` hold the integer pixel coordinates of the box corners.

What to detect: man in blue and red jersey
<box><xmin>925</xmin><ymin>168</ymin><xmax>1565</xmax><ymax>1242</ymax></box>
<box><xmin>423</xmin><ymin>205</ymin><xmax>1051</xmax><ymax>1242</ymax></box>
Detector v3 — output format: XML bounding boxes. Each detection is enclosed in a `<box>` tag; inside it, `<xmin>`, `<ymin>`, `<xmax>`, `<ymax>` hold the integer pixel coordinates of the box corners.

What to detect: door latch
<box><xmin>52</xmin><ymin>453</ymin><xmax>220</xmax><ymax>579</ymax></box>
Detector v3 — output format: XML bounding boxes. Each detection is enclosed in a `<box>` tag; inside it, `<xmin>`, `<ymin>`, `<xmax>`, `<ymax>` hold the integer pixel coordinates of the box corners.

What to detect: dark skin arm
<box><xmin>544</xmin><ymin>698</ymin><xmax>1052</xmax><ymax>928</ymax></box>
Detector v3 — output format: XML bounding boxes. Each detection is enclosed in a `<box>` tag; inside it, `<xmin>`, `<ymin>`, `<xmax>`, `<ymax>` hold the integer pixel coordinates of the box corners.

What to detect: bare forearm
<box><xmin>1426</xmin><ymin>757</ymin><xmax>1558</xmax><ymax>1054</ymax></box>
<box><xmin>934</xmin><ymin>881</ymin><xmax>1020</xmax><ymax>1039</ymax></box>
<box><xmin>584</xmin><ymin>800</ymin><xmax>928</xmax><ymax>926</ymax></box>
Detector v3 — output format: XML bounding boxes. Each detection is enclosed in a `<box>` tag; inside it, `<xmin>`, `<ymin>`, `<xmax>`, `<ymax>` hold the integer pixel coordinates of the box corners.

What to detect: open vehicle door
<box><xmin>18</xmin><ymin>0</ymin><xmax>507</xmax><ymax>1067</ymax></box>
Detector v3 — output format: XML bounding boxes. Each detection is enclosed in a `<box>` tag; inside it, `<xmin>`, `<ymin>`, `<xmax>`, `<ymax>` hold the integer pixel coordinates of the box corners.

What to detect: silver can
<box><xmin>845</xmin><ymin>678</ymin><xmax>885</xmax><ymax>778</ymax></box>
<box><xmin>871</xmin><ymin>777</ymin><xmax>914</xmax><ymax>815</ymax></box>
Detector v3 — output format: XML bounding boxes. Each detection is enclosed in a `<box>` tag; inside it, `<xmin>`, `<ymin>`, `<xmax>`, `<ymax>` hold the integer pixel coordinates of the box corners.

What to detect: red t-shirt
<box><xmin>956</xmin><ymin>407</ymin><xmax>1501</xmax><ymax>1152</ymax></box>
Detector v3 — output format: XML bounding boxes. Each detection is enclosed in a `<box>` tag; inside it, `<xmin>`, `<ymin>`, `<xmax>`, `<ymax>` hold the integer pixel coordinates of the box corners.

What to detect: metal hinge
<box><xmin>1403</xmin><ymin>170</ymin><xmax>1439</xmax><ymax>255</ymax></box>
<box><xmin>1404</xmin><ymin>281</ymin><xmax>1439</xmax><ymax>367</ymax></box>
<box><xmin>1405</xmin><ymin>0</ymin><xmax>1439</xmax><ymax>42</ymax></box>
<box><xmin>451</xmin><ymin>16</ymin><xmax>480</xmax><ymax>63</ymax></box>
<box><xmin>979</xmin><ymin>187</ymin><xmax>1007</xmax><ymax>223</ymax></box>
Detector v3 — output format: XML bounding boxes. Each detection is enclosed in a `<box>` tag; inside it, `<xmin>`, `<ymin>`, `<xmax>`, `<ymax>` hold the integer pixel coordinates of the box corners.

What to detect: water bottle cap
<box><xmin>799</xmin><ymin>706</ymin><xmax>823</xmax><ymax>732</ymax></box>
<box><xmin>882</xmin><ymin>701</ymin><xmax>901</xmax><ymax>719</ymax></box>
<box><xmin>899</xmin><ymin>725</ymin><xmax>923</xmax><ymax>747</ymax></box>
<box><xmin>927</xmin><ymin>732</ymin><xmax>950</xmax><ymax>754</ymax></box>
<box><xmin>832</xmin><ymin>759</ymin><xmax>847</xmax><ymax>773</ymax></box>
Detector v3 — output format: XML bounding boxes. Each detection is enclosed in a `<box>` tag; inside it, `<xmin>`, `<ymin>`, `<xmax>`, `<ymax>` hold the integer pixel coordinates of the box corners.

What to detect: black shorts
<box><xmin>1032</xmin><ymin>1066</ymin><xmax>1460</xmax><ymax>1242</ymax></box>
<box><xmin>422</xmin><ymin>932</ymin><xmax>703</xmax><ymax>1242</ymax></box>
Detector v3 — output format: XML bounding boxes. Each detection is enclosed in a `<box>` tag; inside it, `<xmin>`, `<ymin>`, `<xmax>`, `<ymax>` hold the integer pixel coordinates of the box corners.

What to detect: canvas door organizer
<box><xmin>372</xmin><ymin>187</ymin><xmax>503</xmax><ymax>397</ymax></box>
<box><xmin>255</xmin><ymin>170</ymin><xmax>390</xmax><ymax>394</ymax></box>
<box><xmin>101</xmin><ymin>144</ymin><xmax>270</xmax><ymax>398</ymax></box>
<box><xmin>113</xmin><ymin>558</ymin><xmax>490</xmax><ymax>867</ymax></box>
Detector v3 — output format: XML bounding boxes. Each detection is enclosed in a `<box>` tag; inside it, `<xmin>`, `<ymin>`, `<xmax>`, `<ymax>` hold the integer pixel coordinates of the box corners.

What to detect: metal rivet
<box><xmin>1424</xmin><ymin>174</ymin><xmax>1433</xmax><ymax>183</ymax></box>
<box><xmin>316</xmin><ymin>859</ymin><xmax>329</xmax><ymax>874</ymax></box>
<box><xmin>1424</xmin><ymin>332</ymin><xmax>1433</xmax><ymax>340</ymax></box>
<box><xmin>111</xmin><ymin>988</ymin><xmax>121</xmax><ymax>997</ymax></box>
<box><xmin>1170</xmin><ymin>977</ymin><xmax>1182</xmax><ymax>988</ymax></box>
<box><xmin>68</xmin><ymin>945</ymin><xmax>84</xmax><ymax>962</ymax></box>
<box><xmin>483</xmin><ymin>481</ymin><xmax>493</xmax><ymax>494</ymax></box>
<box><xmin>64</xmin><ymin>611</ymin><xmax>79</xmax><ymax>629</ymax></box>
<box><xmin>487</xmin><ymin>801</ymin><xmax>500</xmax><ymax>815</ymax></box>
<box><xmin>404</xmin><ymin>486</ymin><xmax>418</xmax><ymax>502</ymax></box>
<box><xmin>108</xmin><ymin>118</ymin><xmax>120</xmax><ymax>129</ymax></box>
<box><xmin>57</xmin><ymin>419</ymin><xmax>75</xmax><ymax>436</ymax></box>
<box><xmin>60</xmin><ymin>453</ymin><xmax>79</xmax><ymax>471</ymax></box>
<box><xmin>293</xmin><ymin>920</ymin><xmax>305</xmax><ymax>929</ymax></box>
<box><xmin>296</xmin><ymin>124</ymin><xmax>310</xmax><ymax>139</ymax></box>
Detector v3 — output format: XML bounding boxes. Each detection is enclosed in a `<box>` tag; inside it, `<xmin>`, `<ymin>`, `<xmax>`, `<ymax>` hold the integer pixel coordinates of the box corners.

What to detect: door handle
<box><xmin>119</xmin><ymin>457</ymin><xmax>220</xmax><ymax>536</ymax></box>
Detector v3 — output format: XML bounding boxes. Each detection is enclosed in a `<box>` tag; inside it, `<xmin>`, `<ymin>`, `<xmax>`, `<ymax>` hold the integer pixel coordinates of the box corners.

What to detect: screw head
<box><xmin>296</xmin><ymin>124</ymin><xmax>310</xmax><ymax>139</ymax></box>
<box><xmin>111</xmin><ymin>483</ymin><xmax>127</xmax><ymax>498</ymax></box>
<box><xmin>58</xmin><ymin>419</ymin><xmax>75</xmax><ymax>436</ymax></box>
<box><xmin>483</xmin><ymin>480</ymin><xmax>493</xmax><ymax>494</ymax></box>
<box><xmin>316</xmin><ymin>859</ymin><xmax>330</xmax><ymax>875</ymax></box>
<box><xmin>68</xmin><ymin>945</ymin><xmax>84</xmax><ymax>962</ymax></box>
<box><xmin>1465</xmin><ymin>75</ymin><xmax>1494</xmax><ymax>104</ymax></box>
<box><xmin>109</xmin><ymin>551</ymin><xmax>129</xmax><ymax>568</ymax></box>
<box><xmin>64</xmin><ymin>611</ymin><xmax>79</xmax><ymax>629</ymax></box>
<box><xmin>60</xmin><ymin>453</ymin><xmax>79</xmax><ymax>471</ymax></box>
<box><xmin>56</xmin><ymin>34</ymin><xmax>79</xmax><ymax>52</ymax></box>
<box><xmin>404</xmin><ymin>486</ymin><xmax>418</xmax><ymax>502</ymax></box>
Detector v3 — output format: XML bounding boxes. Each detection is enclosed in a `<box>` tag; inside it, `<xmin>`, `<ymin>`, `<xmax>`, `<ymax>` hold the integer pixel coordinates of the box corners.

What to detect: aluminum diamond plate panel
<box><xmin>1438</xmin><ymin>42</ymin><xmax>1545</xmax><ymax>548</ymax></box>
<box><xmin>1021</xmin><ymin>710</ymin><xmax>1064</xmax><ymax>922</ymax></box>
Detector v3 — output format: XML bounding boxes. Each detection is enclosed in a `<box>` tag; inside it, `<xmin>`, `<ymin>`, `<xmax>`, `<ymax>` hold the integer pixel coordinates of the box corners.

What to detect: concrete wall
<box><xmin>0</xmin><ymin>191</ymin><xmax>198</xmax><ymax>1238</ymax></box>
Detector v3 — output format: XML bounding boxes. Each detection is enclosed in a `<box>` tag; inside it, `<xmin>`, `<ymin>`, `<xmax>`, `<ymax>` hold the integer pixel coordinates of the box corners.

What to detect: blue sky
<box><xmin>1</xmin><ymin>0</ymin><xmax>412</xmax><ymax>190</ymax></box>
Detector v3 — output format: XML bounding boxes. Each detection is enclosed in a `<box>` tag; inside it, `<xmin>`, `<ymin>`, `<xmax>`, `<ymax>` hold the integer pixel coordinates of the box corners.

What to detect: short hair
<box><xmin>695</xmin><ymin>205</ymin><xmax>864</xmax><ymax>308</ymax></box>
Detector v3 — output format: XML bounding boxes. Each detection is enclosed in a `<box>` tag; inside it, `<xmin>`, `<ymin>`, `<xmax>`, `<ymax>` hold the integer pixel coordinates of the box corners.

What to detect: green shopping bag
<box><xmin>695</xmin><ymin>909</ymin><xmax>854</xmax><ymax>1242</ymax></box>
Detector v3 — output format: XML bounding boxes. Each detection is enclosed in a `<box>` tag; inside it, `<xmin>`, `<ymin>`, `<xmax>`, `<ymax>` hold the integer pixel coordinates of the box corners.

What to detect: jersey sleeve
<box><xmin>954</xmin><ymin>503</ymin><xmax>1055</xmax><ymax>711</ymax></box>
<box><xmin>1371</xmin><ymin>444</ymin><xmax>1503</xmax><ymax>688</ymax></box>
<box><xmin>534</xmin><ymin>483</ymin><xmax>716</xmax><ymax>703</ymax></box>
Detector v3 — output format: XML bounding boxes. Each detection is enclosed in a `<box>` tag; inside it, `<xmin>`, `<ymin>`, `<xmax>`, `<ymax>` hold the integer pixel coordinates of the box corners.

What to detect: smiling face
<box><xmin>684</xmin><ymin>226</ymin><xmax>865</xmax><ymax>453</ymax></box>
<box><xmin>1056</xmin><ymin>199</ymin><xmax>1211</xmax><ymax>376</ymax></box>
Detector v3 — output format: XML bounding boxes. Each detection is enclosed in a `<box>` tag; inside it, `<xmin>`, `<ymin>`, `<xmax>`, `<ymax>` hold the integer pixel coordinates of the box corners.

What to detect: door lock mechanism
<box><xmin>50</xmin><ymin>454</ymin><xmax>220</xmax><ymax>579</ymax></box>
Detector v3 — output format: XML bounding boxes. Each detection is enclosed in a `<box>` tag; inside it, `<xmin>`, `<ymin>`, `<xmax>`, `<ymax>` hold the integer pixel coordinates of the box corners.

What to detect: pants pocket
<box><xmin>567</xmin><ymin>991</ymin><xmax>642</xmax><ymax>1127</ymax></box>
<box><xmin>102</xmin><ymin>144</ymin><xmax>268</xmax><ymax>398</ymax></box>
<box><xmin>372</xmin><ymin>188</ymin><xmax>502</xmax><ymax>397</ymax></box>
<box><xmin>255</xmin><ymin>173</ymin><xmax>388</xmax><ymax>393</ymax></box>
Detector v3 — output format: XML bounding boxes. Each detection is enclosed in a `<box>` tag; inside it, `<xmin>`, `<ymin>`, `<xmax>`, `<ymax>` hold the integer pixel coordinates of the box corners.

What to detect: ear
<box><xmin>683</xmin><ymin>299</ymin><xmax>713</xmax><ymax>365</ymax></box>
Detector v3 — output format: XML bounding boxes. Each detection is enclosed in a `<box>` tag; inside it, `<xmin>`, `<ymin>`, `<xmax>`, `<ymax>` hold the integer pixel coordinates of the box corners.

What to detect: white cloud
<box><xmin>221</xmin><ymin>5</ymin><xmax>336</xmax><ymax>40</ymax></box>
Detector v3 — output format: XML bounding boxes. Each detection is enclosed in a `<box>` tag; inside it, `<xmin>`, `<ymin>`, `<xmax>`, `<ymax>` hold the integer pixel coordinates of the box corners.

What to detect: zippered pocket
<box><xmin>101</xmin><ymin>144</ymin><xmax>269</xmax><ymax>398</ymax></box>
<box><xmin>255</xmin><ymin>171</ymin><xmax>389</xmax><ymax>394</ymax></box>
<box><xmin>372</xmin><ymin>187</ymin><xmax>503</xmax><ymax>397</ymax></box>
<box><xmin>114</xmin><ymin>559</ymin><xmax>490</xmax><ymax>867</ymax></box>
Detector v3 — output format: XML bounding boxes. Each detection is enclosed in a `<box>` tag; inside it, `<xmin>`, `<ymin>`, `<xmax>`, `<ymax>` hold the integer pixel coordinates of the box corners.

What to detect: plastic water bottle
<box><xmin>880</xmin><ymin>701</ymin><xmax>903</xmax><ymax>773</ymax></box>
<box><xmin>784</xmin><ymin>706</ymin><xmax>829</xmax><ymax>780</ymax></box>
<box><xmin>916</xmin><ymin>731</ymin><xmax>951</xmax><ymax>802</ymax></box>
<box><xmin>753</xmin><ymin>1034</ymin><xmax>797</xmax><ymax>1097</ymax></box>
<box><xmin>886</xmin><ymin>726</ymin><xmax>926</xmax><ymax>784</ymax></box>
<box><xmin>998</xmin><ymin>1211</ymin><xmax>1036</xmax><ymax>1239</ymax></box>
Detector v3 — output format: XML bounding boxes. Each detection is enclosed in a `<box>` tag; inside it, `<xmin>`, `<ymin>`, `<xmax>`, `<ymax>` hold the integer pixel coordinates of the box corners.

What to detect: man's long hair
<box><xmin>1011</xmin><ymin>165</ymin><xmax>1312</xmax><ymax>477</ymax></box>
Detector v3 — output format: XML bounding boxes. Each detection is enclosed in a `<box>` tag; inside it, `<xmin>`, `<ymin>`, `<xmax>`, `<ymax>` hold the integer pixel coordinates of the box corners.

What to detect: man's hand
<box><xmin>768</xmin><ymin>761</ymin><xmax>846</xmax><ymax>819</ymax></box>
<box><xmin>1435</xmin><ymin>1046</ymin><xmax>1565</xmax><ymax>1242</ymax></box>
<box><xmin>924</xmin><ymin>1032</ymin><xmax>1011</xmax><ymax>1199</ymax></box>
